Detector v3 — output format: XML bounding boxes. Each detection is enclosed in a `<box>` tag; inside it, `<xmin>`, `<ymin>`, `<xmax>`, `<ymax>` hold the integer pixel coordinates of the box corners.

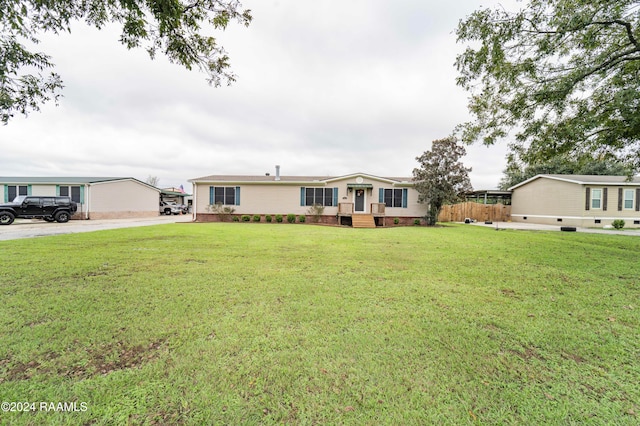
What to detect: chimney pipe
<box><xmin>275</xmin><ymin>165</ymin><xmax>280</xmax><ymax>181</ymax></box>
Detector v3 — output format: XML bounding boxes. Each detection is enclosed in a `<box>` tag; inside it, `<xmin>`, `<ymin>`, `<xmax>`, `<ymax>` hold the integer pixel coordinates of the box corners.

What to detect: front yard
<box><xmin>0</xmin><ymin>224</ymin><xmax>638</xmax><ymax>424</ymax></box>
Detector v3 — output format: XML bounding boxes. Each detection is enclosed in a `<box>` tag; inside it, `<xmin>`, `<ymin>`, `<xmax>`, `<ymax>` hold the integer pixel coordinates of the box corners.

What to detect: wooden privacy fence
<box><xmin>438</xmin><ymin>202</ymin><xmax>511</xmax><ymax>223</ymax></box>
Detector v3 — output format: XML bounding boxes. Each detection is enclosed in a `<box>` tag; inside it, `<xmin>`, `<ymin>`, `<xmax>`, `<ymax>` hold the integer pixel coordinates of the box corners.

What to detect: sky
<box><xmin>0</xmin><ymin>0</ymin><xmax>518</xmax><ymax>191</ymax></box>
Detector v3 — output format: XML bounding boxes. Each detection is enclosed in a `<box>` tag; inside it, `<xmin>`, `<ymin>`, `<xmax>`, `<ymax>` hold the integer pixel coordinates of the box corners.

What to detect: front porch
<box><xmin>337</xmin><ymin>202</ymin><xmax>386</xmax><ymax>227</ymax></box>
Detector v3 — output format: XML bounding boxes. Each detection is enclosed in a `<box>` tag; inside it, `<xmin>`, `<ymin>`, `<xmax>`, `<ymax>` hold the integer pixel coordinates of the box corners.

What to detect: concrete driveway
<box><xmin>0</xmin><ymin>214</ymin><xmax>192</xmax><ymax>241</ymax></box>
<box><xmin>468</xmin><ymin>221</ymin><xmax>640</xmax><ymax>236</ymax></box>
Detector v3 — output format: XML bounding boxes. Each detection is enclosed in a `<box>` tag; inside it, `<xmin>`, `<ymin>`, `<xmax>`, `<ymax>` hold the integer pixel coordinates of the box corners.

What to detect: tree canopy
<box><xmin>499</xmin><ymin>153</ymin><xmax>631</xmax><ymax>190</ymax></box>
<box><xmin>455</xmin><ymin>0</ymin><xmax>640</xmax><ymax>172</ymax></box>
<box><xmin>0</xmin><ymin>0</ymin><xmax>252</xmax><ymax>123</ymax></box>
<box><xmin>413</xmin><ymin>137</ymin><xmax>473</xmax><ymax>225</ymax></box>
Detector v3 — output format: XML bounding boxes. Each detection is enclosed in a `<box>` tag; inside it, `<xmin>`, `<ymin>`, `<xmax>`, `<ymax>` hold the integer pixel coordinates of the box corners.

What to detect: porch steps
<box><xmin>352</xmin><ymin>214</ymin><xmax>376</xmax><ymax>228</ymax></box>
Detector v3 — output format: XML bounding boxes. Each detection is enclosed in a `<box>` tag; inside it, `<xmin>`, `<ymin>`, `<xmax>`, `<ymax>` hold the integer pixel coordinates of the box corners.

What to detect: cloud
<box><xmin>0</xmin><ymin>0</ymin><xmax>513</xmax><ymax>190</ymax></box>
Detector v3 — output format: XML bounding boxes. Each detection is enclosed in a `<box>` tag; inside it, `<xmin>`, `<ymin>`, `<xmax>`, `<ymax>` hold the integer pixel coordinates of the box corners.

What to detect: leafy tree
<box><xmin>455</xmin><ymin>0</ymin><xmax>640</xmax><ymax>172</ymax></box>
<box><xmin>499</xmin><ymin>153</ymin><xmax>631</xmax><ymax>189</ymax></box>
<box><xmin>0</xmin><ymin>0</ymin><xmax>252</xmax><ymax>123</ymax></box>
<box><xmin>413</xmin><ymin>137</ymin><xmax>473</xmax><ymax>226</ymax></box>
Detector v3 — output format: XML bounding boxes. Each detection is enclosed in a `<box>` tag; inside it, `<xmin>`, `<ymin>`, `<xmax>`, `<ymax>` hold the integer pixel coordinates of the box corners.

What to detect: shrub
<box><xmin>275</xmin><ymin>214</ymin><xmax>283</xmax><ymax>223</ymax></box>
<box><xmin>253</xmin><ymin>215</ymin><xmax>261</xmax><ymax>222</ymax></box>
<box><xmin>265</xmin><ymin>215</ymin><xmax>272</xmax><ymax>223</ymax></box>
<box><xmin>241</xmin><ymin>215</ymin><xmax>250</xmax><ymax>222</ymax></box>
<box><xmin>612</xmin><ymin>219</ymin><xmax>625</xmax><ymax>229</ymax></box>
<box><xmin>414</xmin><ymin>219</ymin><xmax>421</xmax><ymax>226</ymax></box>
<box><xmin>394</xmin><ymin>217</ymin><xmax>400</xmax><ymax>225</ymax></box>
<box><xmin>206</xmin><ymin>203</ymin><xmax>235</xmax><ymax>222</ymax></box>
<box><xmin>298</xmin><ymin>215</ymin><xmax>306</xmax><ymax>223</ymax></box>
<box><xmin>287</xmin><ymin>214</ymin><xmax>296</xmax><ymax>223</ymax></box>
<box><xmin>306</xmin><ymin>203</ymin><xmax>325</xmax><ymax>223</ymax></box>
<box><xmin>232</xmin><ymin>216</ymin><xmax>240</xmax><ymax>222</ymax></box>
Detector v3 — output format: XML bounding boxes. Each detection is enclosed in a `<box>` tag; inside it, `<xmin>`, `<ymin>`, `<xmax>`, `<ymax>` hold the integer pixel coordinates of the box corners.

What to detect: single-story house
<box><xmin>0</xmin><ymin>177</ymin><xmax>160</xmax><ymax>219</ymax></box>
<box><xmin>509</xmin><ymin>174</ymin><xmax>640</xmax><ymax>228</ymax></box>
<box><xmin>189</xmin><ymin>169</ymin><xmax>425</xmax><ymax>227</ymax></box>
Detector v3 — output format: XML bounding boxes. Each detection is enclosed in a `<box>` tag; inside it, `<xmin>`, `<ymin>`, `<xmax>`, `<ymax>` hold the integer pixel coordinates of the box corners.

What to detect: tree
<box><xmin>455</xmin><ymin>0</ymin><xmax>640</xmax><ymax>172</ymax></box>
<box><xmin>499</xmin><ymin>153</ymin><xmax>631</xmax><ymax>189</ymax></box>
<box><xmin>0</xmin><ymin>0</ymin><xmax>252</xmax><ymax>124</ymax></box>
<box><xmin>413</xmin><ymin>137</ymin><xmax>473</xmax><ymax>226</ymax></box>
<box><xmin>145</xmin><ymin>175</ymin><xmax>160</xmax><ymax>187</ymax></box>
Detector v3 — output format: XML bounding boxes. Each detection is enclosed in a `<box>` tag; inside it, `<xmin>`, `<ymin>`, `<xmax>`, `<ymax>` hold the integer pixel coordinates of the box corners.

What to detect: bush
<box><xmin>414</xmin><ymin>219</ymin><xmax>421</xmax><ymax>226</ymax></box>
<box><xmin>265</xmin><ymin>215</ymin><xmax>272</xmax><ymax>223</ymax></box>
<box><xmin>206</xmin><ymin>203</ymin><xmax>235</xmax><ymax>222</ymax></box>
<box><xmin>253</xmin><ymin>215</ymin><xmax>261</xmax><ymax>222</ymax></box>
<box><xmin>241</xmin><ymin>215</ymin><xmax>250</xmax><ymax>222</ymax></box>
<box><xmin>232</xmin><ymin>216</ymin><xmax>240</xmax><ymax>222</ymax></box>
<box><xmin>298</xmin><ymin>215</ymin><xmax>306</xmax><ymax>223</ymax></box>
<box><xmin>287</xmin><ymin>214</ymin><xmax>296</xmax><ymax>223</ymax></box>
<box><xmin>394</xmin><ymin>217</ymin><xmax>400</xmax><ymax>225</ymax></box>
<box><xmin>306</xmin><ymin>203</ymin><xmax>325</xmax><ymax>223</ymax></box>
<box><xmin>275</xmin><ymin>214</ymin><xmax>283</xmax><ymax>223</ymax></box>
<box><xmin>612</xmin><ymin>219</ymin><xmax>625</xmax><ymax>229</ymax></box>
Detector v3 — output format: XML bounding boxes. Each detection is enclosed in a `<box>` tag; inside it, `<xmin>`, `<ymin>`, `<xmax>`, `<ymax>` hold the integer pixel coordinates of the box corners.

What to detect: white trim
<box><xmin>623</xmin><ymin>188</ymin><xmax>635</xmax><ymax>210</ymax></box>
<box><xmin>509</xmin><ymin>174</ymin><xmax>640</xmax><ymax>190</ymax></box>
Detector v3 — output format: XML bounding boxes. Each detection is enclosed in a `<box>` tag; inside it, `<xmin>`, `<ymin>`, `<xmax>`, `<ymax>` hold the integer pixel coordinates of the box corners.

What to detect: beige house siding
<box><xmin>192</xmin><ymin>173</ymin><xmax>425</xmax><ymax>220</ymax></box>
<box><xmin>511</xmin><ymin>175</ymin><xmax>640</xmax><ymax>228</ymax></box>
<box><xmin>88</xmin><ymin>180</ymin><xmax>158</xmax><ymax>219</ymax></box>
<box><xmin>1</xmin><ymin>178</ymin><xmax>159</xmax><ymax>220</ymax></box>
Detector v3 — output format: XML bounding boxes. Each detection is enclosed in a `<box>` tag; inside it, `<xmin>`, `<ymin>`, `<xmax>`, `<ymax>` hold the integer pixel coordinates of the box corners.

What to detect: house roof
<box><xmin>0</xmin><ymin>177</ymin><xmax>160</xmax><ymax>191</ymax></box>
<box><xmin>189</xmin><ymin>172</ymin><xmax>413</xmax><ymax>185</ymax></box>
<box><xmin>509</xmin><ymin>174</ymin><xmax>640</xmax><ymax>191</ymax></box>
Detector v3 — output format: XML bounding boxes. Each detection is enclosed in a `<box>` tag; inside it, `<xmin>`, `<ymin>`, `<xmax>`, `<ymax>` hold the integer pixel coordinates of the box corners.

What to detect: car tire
<box><xmin>54</xmin><ymin>211</ymin><xmax>70</xmax><ymax>223</ymax></box>
<box><xmin>0</xmin><ymin>211</ymin><xmax>15</xmax><ymax>225</ymax></box>
<box><xmin>164</xmin><ymin>208</ymin><xmax>171</xmax><ymax>215</ymax></box>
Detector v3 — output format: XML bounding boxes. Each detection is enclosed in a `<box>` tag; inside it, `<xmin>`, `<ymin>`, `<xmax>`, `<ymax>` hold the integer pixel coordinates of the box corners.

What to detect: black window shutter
<box><xmin>636</xmin><ymin>188</ymin><xmax>640</xmax><ymax>211</ymax></box>
<box><xmin>618</xmin><ymin>188</ymin><xmax>623</xmax><ymax>211</ymax></box>
<box><xmin>585</xmin><ymin>187</ymin><xmax>590</xmax><ymax>211</ymax></box>
<box><xmin>602</xmin><ymin>188</ymin><xmax>608</xmax><ymax>211</ymax></box>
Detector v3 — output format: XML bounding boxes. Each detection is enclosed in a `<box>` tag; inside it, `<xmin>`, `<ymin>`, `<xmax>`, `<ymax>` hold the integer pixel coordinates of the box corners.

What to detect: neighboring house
<box><xmin>160</xmin><ymin>187</ymin><xmax>193</xmax><ymax>210</ymax></box>
<box><xmin>0</xmin><ymin>177</ymin><xmax>160</xmax><ymax>220</ymax></box>
<box><xmin>509</xmin><ymin>174</ymin><xmax>640</xmax><ymax>228</ymax></box>
<box><xmin>189</xmin><ymin>170</ymin><xmax>425</xmax><ymax>226</ymax></box>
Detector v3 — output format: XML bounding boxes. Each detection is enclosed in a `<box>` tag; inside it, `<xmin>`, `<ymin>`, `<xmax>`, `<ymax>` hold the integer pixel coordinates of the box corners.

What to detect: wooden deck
<box><xmin>338</xmin><ymin>203</ymin><xmax>385</xmax><ymax>227</ymax></box>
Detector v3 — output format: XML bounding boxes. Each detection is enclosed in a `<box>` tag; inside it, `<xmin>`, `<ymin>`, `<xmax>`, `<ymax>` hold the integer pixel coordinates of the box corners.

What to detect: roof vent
<box><xmin>275</xmin><ymin>165</ymin><xmax>280</xmax><ymax>181</ymax></box>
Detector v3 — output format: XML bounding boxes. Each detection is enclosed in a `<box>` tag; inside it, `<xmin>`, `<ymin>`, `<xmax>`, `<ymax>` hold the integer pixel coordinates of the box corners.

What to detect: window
<box><xmin>624</xmin><ymin>189</ymin><xmax>634</xmax><ymax>210</ymax></box>
<box><xmin>59</xmin><ymin>185</ymin><xmax>82</xmax><ymax>203</ymax></box>
<box><xmin>304</xmin><ymin>188</ymin><xmax>333</xmax><ymax>207</ymax></box>
<box><xmin>7</xmin><ymin>185</ymin><xmax>28</xmax><ymax>202</ymax></box>
<box><xmin>591</xmin><ymin>189</ymin><xmax>602</xmax><ymax>209</ymax></box>
<box><xmin>381</xmin><ymin>188</ymin><xmax>407</xmax><ymax>208</ymax></box>
<box><xmin>210</xmin><ymin>186</ymin><xmax>239</xmax><ymax>206</ymax></box>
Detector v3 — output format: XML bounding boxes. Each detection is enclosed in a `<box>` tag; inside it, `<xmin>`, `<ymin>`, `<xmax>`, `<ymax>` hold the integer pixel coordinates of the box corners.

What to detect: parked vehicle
<box><xmin>0</xmin><ymin>196</ymin><xmax>78</xmax><ymax>225</ymax></box>
<box><xmin>160</xmin><ymin>201</ymin><xmax>183</xmax><ymax>215</ymax></box>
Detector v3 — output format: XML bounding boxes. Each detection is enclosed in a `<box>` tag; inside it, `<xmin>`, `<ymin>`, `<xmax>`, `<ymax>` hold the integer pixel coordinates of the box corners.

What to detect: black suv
<box><xmin>0</xmin><ymin>196</ymin><xmax>78</xmax><ymax>225</ymax></box>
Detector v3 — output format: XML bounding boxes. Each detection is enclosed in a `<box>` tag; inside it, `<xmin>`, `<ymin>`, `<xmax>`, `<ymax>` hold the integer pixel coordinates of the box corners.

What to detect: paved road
<box><xmin>0</xmin><ymin>215</ymin><xmax>192</xmax><ymax>241</ymax></box>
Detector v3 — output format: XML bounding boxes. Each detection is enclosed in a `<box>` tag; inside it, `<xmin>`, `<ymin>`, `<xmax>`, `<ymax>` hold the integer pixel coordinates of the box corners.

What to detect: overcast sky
<box><xmin>0</xmin><ymin>0</ymin><xmax>518</xmax><ymax>191</ymax></box>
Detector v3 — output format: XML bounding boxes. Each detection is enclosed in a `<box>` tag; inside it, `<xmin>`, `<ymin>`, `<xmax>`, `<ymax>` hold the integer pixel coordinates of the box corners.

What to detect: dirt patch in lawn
<box><xmin>1</xmin><ymin>339</ymin><xmax>167</xmax><ymax>381</ymax></box>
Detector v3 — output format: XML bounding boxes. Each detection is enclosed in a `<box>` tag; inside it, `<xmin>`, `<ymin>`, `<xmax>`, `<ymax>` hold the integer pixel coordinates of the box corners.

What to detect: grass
<box><xmin>0</xmin><ymin>223</ymin><xmax>638</xmax><ymax>424</ymax></box>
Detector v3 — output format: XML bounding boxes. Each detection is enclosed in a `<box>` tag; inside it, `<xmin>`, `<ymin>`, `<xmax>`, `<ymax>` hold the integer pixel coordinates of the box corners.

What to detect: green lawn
<box><xmin>0</xmin><ymin>223</ymin><xmax>638</xmax><ymax>424</ymax></box>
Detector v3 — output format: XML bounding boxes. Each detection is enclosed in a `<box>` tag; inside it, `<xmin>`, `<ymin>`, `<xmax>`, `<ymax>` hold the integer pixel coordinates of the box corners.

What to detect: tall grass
<box><xmin>0</xmin><ymin>224</ymin><xmax>638</xmax><ymax>424</ymax></box>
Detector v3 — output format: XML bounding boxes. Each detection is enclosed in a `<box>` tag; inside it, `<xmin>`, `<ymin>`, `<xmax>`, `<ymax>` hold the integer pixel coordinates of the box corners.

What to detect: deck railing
<box><xmin>338</xmin><ymin>203</ymin><xmax>354</xmax><ymax>214</ymax></box>
<box><xmin>338</xmin><ymin>202</ymin><xmax>386</xmax><ymax>215</ymax></box>
<box><xmin>371</xmin><ymin>203</ymin><xmax>386</xmax><ymax>215</ymax></box>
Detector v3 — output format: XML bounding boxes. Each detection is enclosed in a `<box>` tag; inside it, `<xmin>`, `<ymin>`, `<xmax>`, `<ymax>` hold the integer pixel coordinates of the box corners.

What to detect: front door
<box><xmin>354</xmin><ymin>189</ymin><xmax>365</xmax><ymax>212</ymax></box>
